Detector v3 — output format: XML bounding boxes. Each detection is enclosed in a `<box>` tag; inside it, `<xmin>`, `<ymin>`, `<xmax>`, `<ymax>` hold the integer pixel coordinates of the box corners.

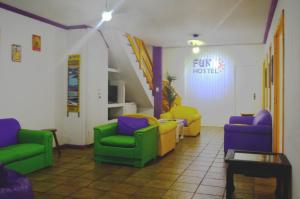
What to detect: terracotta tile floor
<box><xmin>28</xmin><ymin>127</ymin><xmax>276</xmax><ymax>199</ymax></box>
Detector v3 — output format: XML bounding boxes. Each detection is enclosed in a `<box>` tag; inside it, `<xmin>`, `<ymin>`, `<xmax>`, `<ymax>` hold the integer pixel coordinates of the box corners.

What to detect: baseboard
<box><xmin>60</xmin><ymin>143</ymin><xmax>93</xmax><ymax>149</ymax></box>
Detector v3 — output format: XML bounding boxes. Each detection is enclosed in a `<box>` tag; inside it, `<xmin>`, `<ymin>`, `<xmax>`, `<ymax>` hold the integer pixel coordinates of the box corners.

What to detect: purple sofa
<box><xmin>224</xmin><ymin>109</ymin><xmax>272</xmax><ymax>154</ymax></box>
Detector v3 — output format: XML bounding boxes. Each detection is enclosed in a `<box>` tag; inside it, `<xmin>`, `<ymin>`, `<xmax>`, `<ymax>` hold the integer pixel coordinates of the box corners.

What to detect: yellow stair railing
<box><xmin>125</xmin><ymin>33</ymin><xmax>154</xmax><ymax>91</ymax></box>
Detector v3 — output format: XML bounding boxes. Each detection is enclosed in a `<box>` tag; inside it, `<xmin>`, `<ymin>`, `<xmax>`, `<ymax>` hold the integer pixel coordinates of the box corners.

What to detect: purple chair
<box><xmin>224</xmin><ymin>109</ymin><xmax>272</xmax><ymax>154</ymax></box>
<box><xmin>0</xmin><ymin>164</ymin><xmax>34</xmax><ymax>199</ymax></box>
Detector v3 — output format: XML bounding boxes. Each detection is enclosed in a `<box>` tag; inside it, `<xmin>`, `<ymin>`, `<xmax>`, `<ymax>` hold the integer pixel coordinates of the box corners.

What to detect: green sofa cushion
<box><xmin>0</xmin><ymin>143</ymin><xmax>45</xmax><ymax>164</ymax></box>
<box><xmin>100</xmin><ymin>135</ymin><xmax>136</xmax><ymax>148</ymax></box>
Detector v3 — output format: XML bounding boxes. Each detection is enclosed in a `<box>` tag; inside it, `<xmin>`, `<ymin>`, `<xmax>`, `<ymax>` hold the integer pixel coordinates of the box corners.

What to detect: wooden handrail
<box><xmin>125</xmin><ymin>33</ymin><xmax>154</xmax><ymax>91</ymax></box>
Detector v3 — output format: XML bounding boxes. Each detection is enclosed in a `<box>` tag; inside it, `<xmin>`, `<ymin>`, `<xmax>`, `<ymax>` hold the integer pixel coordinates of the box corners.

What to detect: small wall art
<box><xmin>11</xmin><ymin>44</ymin><xmax>21</xmax><ymax>62</ymax></box>
<box><xmin>67</xmin><ymin>54</ymin><xmax>80</xmax><ymax>117</ymax></box>
<box><xmin>32</xmin><ymin>34</ymin><xmax>41</xmax><ymax>51</ymax></box>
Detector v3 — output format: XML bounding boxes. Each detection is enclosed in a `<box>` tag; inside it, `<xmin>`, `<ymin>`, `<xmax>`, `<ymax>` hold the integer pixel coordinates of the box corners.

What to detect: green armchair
<box><xmin>94</xmin><ymin>123</ymin><xmax>158</xmax><ymax>168</ymax></box>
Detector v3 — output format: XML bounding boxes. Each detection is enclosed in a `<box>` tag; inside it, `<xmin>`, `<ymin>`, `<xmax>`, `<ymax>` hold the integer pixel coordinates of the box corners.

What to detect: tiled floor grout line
<box><xmin>188</xmin><ymin>138</ymin><xmax>223</xmax><ymax>199</ymax></box>
<box><xmin>175</xmin><ymin>142</ymin><xmax>208</xmax><ymax>198</ymax></box>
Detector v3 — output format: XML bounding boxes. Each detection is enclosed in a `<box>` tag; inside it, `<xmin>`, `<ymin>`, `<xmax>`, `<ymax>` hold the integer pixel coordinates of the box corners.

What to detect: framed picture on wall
<box><xmin>67</xmin><ymin>54</ymin><xmax>80</xmax><ymax>117</ymax></box>
<box><xmin>11</xmin><ymin>44</ymin><xmax>21</xmax><ymax>62</ymax></box>
<box><xmin>32</xmin><ymin>34</ymin><xmax>41</xmax><ymax>51</ymax></box>
<box><xmin>270</xmin><ymin>55</ymin><xmax>274</xmax><ymax>85</ymax></box>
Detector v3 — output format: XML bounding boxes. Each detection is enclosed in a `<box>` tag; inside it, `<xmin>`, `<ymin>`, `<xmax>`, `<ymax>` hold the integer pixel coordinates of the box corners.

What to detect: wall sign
<box><xmin>11</xmin><ymin>44</ymin><xmax>21</xmax><ymax>62</ymax></box>
<box><xmin>67</xmin><ymin>54</ymin><xmax>80</xmax><ymax>117</ymax></box>
<box><xmin>192</xmin><ymin>58</ymin><xmax>225</xmax><ymax>74</ymax></box>
<box><xmin>32</xmin><ymin>34</ymin><xmax>41</xmax><ymax>52</ymax></box>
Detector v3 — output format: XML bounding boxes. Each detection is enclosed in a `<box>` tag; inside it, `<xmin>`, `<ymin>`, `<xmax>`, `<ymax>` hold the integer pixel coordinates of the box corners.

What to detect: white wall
<box><xmin>163</xmin><ymin>45</ymin><xmax>263</xmax><ymax>126</ymax></box>
<box><xmin>264</xmin><ymin>0</ymin><xmax>300</xmax><ymax>198</ymax></box>
<box><xmin>0</xmin><ymin>9</ymin><xmax>108</xmax><ymax>145</ymax></box>
<box><xmin>54</xmin><ymin>29</ymin><xmax>109</xmax><ymax>145</ymax></box>
<box><xmin>0</xmin><ymin>9</ymin><xmax>63</xmax><ymax>129</ymax></box>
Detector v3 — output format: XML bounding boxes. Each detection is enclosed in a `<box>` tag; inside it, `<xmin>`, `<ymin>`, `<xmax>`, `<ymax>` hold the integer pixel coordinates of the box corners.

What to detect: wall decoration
<box><xmin>192</xmin><ymin>57</ymin><xmax>225</xmax><ymax>74</ymax></box>
<box><xmin>32</xmin><ymin>34</ymin><xmax>41</xmax><ymax>51</ymax></box>
<box><xmin>67</xmin><ymin>54</ymin><xmax>80</xmax><ymax>117</ymax></box>
<box><xmin>270</xmin><ymin>55</ymin><xmax>274</xmax><ymax>85</ymax></box>
<box><xmin>11</xmin><ymin>44</ymin><xmax>21</xmax><ymax>62</ymax></box>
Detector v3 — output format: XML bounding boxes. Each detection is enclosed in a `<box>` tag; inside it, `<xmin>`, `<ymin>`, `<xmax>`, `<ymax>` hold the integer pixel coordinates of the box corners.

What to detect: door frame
<box><xmin>273</xmin><ymin>10</ymin><xmax>285</xmax><ymax>153</ymax></box>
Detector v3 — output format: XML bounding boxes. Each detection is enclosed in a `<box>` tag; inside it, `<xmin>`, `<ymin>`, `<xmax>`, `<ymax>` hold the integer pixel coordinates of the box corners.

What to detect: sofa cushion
<box><xmin>0</xmin><ymin>118</ymin><xmax>21</xmax><ymax>147</ymax></box>
<box><xmin>159</xmin><ymin>121</ymin><xmax>177</xmax><ymax>135</ymax></box>
<box><xmin>117</xmin><ymin>116</ymin><xmax>148</xmax><ymax>136</ymax></box>
<box><xmin>0</xmin><ymin>144</ymin><xmax>45</xmax><ymax>164</ymax></box>
<box><xmin>100</xmin><ymin>135</ymin><xmax>136</xmax><ymax>148</ymax></box>
<box><xmin>253</xmin><ymin>110</ymin><xmax>272</xmax><ymax>126</ymax></box>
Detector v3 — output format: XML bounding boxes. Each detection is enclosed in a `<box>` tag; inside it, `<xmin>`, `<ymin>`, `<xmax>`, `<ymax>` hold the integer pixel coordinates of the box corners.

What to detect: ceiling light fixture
<box><xmin>187</xmin><ymin>34</ymin><xmax>205</xmax><ymax>54</ymax></box>
<box><xmin>192</xmin><ymin>47</ymin><xmax>200</xmax><ymax>54</ymax></box>
<box><xmin>102</xmin><ymin>11</ymin><xmax>112</xmax><ymax>21</ymax></box>
<box><xmin>102</xmin><ymin>0</ymin><xmax>112</xmax><ymax>22</ymax></box>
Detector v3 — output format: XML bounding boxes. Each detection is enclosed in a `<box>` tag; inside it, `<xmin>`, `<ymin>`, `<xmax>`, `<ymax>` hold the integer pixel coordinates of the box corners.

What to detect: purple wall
<box><xmin>153</xmin><ymin>47</ymin><xmax>162</xmax><ymax>118</ymax></box>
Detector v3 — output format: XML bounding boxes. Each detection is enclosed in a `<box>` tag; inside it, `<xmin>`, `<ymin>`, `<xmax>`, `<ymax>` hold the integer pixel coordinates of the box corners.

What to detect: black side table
<box><xmin>225</xmin><ymin>150</ymin><xmax>291</xmax><ymax>199</ymax></box>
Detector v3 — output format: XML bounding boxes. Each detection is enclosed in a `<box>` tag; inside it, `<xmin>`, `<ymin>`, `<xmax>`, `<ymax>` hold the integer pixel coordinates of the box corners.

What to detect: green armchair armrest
<box><xmin>18</xmin><ymin>129</ymin><xmax>53</xmax><ymax>166</ymax></box>
<box><xmin>94</xmin><ymin>123</ymin><xmax>118</xmax><ymax>142</ymax></box>
<box><xmin>134</xmin><ymin>125</ymin><xmax>158</xmax><ymax>159</ymax></box>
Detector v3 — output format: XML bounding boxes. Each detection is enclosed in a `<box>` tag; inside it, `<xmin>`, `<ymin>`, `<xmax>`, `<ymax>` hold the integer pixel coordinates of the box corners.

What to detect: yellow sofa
<box><xmin>160</xmin><ymin>106</ymin><xmax>201</xmax><ymax>137</ymax></box>
<box><xmin>124</xmin><ymin>114</ymin><xmax>177</xmax><ymax>157</ymax></box>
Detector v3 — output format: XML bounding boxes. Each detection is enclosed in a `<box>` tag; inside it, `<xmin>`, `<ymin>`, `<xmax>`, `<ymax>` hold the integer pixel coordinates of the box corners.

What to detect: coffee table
<box><xmin>225</xmin><ymin>149</ymin><xmax>291</xmax><ymax>199</ymax></box>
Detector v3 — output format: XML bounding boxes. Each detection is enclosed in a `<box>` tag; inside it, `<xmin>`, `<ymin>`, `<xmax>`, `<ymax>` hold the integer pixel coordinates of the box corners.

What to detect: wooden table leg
<box><xmin>226</xmin><ymin>165</ymin><xmax>234</xmax><ymax>199</ymax></box>
<box><xmin>42</xmin><ymin>129</ymin><xmax>61</xmax><ymax>156</ymax></box>
<box><xmin>52</xmin><ymin>130</ymin><xmax>61</xmax><ymax>156</ymax></box>
<box><xmin>283</xmin><ymin>169</ymin><xmax>291</xmax><ymax>199</ymax></box>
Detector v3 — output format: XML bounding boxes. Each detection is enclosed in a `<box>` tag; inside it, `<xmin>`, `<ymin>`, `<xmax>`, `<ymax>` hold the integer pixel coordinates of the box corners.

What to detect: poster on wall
<box><xmin>67</xmin><ymin>54</ymin><xmax>80</xmax><ymax>117</ymax></box>
<box><xmin>11</xmin><ymin>44</ymin><xmax>21</xmax><ymax>62</ymax></box>
<box><xmin>32</xmin><ymin>34</ymin><xmax>41</xmax><ymax>51</ymax></box>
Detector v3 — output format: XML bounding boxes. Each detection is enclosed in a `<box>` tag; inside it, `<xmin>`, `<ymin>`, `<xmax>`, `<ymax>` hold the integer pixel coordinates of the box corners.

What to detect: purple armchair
<box><xmin>224</xmin><ymin>109</ymin><xmax>272</xmax><ymax>154</ymax></box>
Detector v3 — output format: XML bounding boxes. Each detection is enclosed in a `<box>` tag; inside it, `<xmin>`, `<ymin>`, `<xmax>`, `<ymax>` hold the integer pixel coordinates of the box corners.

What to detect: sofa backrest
<box><xmin>124</xmin><ymin>113</ymin><xmax>160</xmax><ymax>126</ymax></box>
<box><xmin>170</xmin><ymin>106</ymin><xmax>198</xmax><ymax>118</ymax></box>
<box><xmin>0</xmin><ymin>118</ymin><xmax>20</xmax><ymax>147</ymax></box>
<box><xmin>253</xmin><ymin>110</ymin><xmax>272</xmax><ymax>126</ymax></box>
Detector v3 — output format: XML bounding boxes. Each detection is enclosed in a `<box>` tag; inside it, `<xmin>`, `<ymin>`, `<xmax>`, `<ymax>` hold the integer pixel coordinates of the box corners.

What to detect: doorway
<box><xmin>235</xmin><ymin>66</ymin><xmax>261</xmax><ymax>115</ymax></box>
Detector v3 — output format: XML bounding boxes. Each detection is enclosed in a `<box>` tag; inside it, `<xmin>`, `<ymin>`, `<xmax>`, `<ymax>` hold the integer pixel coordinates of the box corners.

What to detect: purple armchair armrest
<box><xmin>224</xmin><ymin>124</ymin><xmax>272</xmax><ymax>134</ymax></box>
<box><xmin>229</xmin><ymin>116</ymin><xmax>254</xmax><ymax>125</ymax></box>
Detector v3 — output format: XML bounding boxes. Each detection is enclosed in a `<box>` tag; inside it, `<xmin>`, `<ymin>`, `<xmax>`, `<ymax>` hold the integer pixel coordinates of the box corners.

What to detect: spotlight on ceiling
<box><xmin>102</xmin><ymin>11</ymin><xmax>112</xmax><ymax>22</ymax></box>
<box><xmin>187</xmin><ymin>34</ymin><xmax>205</xmax><ymax>54</ymax></box>
<box><xmin>192</xmin><ymin>46</ymin><xmax>200</xmax><ymax>54</ymax></box>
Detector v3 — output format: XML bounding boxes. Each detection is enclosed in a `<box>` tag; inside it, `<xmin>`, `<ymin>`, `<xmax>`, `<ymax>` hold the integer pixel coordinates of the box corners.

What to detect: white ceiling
<box><xmin>1</xmin><ymin>0</ymin><xmax>270</xmax><ymax>47</ymax></box>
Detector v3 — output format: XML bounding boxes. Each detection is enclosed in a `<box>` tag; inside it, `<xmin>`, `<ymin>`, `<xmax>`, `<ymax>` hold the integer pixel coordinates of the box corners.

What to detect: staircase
<box><xmin>102</xmin><ymin>29</ymin><xmax>154</xmax><ymax>109</ymax></box>
<box><xmin>125</xmin><ymin>33</ymin><xmax>154</xmax><ymax>92</ymax></box>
